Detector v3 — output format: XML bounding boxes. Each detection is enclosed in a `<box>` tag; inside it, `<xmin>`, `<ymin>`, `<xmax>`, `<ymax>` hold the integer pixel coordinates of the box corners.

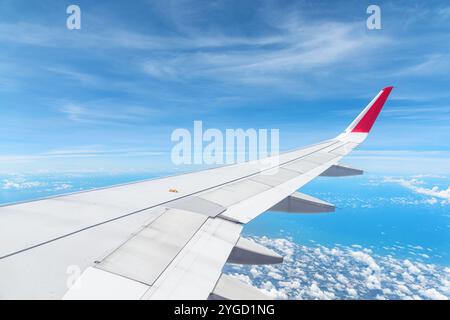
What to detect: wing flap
<box><xmin>0</xmin><ymin>206</ymin><xmax>166</xmax><ymax>299</ymax></box>
<box><xmin>209</xmin><ymin>274</ymin><xmax>272</xmax><ymax>300</ymax></box>
<box><xmin>270</xmin><ymin>191</ymin><xmax>335</xmax><ymax>213</ymax></box>
<box><xmin>96</xmin><ymin>208</ymin><xmax>208</xmax><ymax>286</ymax></box>
<box><xmin>320</xmin><ymin>164</ymin><xmax>363</xmax><ymax>177</ymax></box>
<box><xmin>63</xmin><ymin>267</ymin><xmax>149</xmax><ymax>300</ymax></box>
<box><xmin>227</xmin><ymin>237</ymin><xmax>283</xmax><ymax>265</ymax></box>
<box><xmin>141</xmin><ymin>217</ymin><xmax>242</xmax><ymax>300</ymax></box>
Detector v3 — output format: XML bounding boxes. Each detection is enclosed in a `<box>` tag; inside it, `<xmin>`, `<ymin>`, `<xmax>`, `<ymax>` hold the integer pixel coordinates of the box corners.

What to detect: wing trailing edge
<box><xmin>320</xmin><ymin>164</ymin><xmax>363</xmax><ymax>177</ymax></box>
<box><xmin>269</xmin><ymin>191</ymin><xmax>335</xmax><ymax>214</ymax></box>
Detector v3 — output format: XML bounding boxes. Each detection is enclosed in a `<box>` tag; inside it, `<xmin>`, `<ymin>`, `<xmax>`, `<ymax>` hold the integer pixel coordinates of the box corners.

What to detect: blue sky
<box><xmin>1</xmin><ymin>0</ymin><xmax>450</xmax><ymax>174</ymax></box>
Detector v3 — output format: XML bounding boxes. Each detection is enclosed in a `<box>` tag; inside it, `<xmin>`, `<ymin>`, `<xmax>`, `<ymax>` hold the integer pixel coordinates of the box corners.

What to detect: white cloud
<box><xmin>2</xmin><ymin>179</ymin><xmax>44</xmax><ymax>190</ymax></box>
<box><xmin>404</xmin><ymin>260</ymin><xmax>421</xmax><ymax>275</ymax></box>
<box><xmin>383</xmin><ymin>177</ymin><xmax>450</xmax><ymax>204</ymax></box>
<box><xmin>1</xmin><ymin>177</ymin><xmax>75</xmax><ymax>193</ymax></box>
<box><xmin>349</xmin><ymin>251</ymin><xmax>381</xmax><ymax>273</ymax></box>
<box><xmin>423</xmin><ymin>288</ymin><xmax>447</xmax><ymax>300</ymax></box>
<box><xmin>308</xmin><ymin>282</ymin><xmax>335</xmax><ymax>300</ymax></box>
<box><xmin>346</xmin><ymin>288</ymin><xmax>357</xmax><ymax>297</ymax></box>
<box><xmin>224</xmin><ymin>236</ymin><xmax>449</xmax><ymax>300</ymax></box>
<box><xmin>53</xmin><ymin>183</ymin><xmax>72</xmax><ymax>191</ymax></box>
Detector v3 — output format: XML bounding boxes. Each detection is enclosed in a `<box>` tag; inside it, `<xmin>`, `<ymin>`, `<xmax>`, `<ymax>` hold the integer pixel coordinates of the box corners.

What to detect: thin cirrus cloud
<box><xmin>138</xmin><ymin>21</ymin><xmax>391</xmax><ymax>88</ymax></box>
<box><xmin>0</xmin><ymin>2</ymin><xmax>447</xmax><ymax>89</ymax></box>
<box><xmin>42</xmin><ymin>146</ymin><xmax>165</xmax><ymax>157</ymax></box>
<box><xmin>58</xmin><ymin>101</ymin><xmax>159</xmax><ymax>125</ymax></box>
<box><xmin>45</xmin><ymin>66</ymin><xmax>104</xmax><ymax>87</ymax></box>
<box><xmin>0</xmin><ymin>21</ymin><xmax>281</xmax><ymax>51</ymax></box>
<box><xmin>0</xmin><ymin>2</ymin><xmax>444</xmax><ymax>100</ymax></box>
<box><xmin>1</xmin><ymin>13</ymin><xmax>392</xmax><ymax>95</ymax></box>
<box><xmin>0</xmin><ymin>147</ymin><xmax>164</xmax><ymax>161</ymax></box>
<box><xmin>345</xmin><ymin>150</ymin><xmax>450</xmax><ymax>175</ymax></box>
<box><xmin>392</xmin><ymin>54</ymin><xmax>450</xmax><ymax>77</ymax></box>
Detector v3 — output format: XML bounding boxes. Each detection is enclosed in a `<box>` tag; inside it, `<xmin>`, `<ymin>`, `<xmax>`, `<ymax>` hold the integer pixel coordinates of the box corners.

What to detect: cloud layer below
<box><xmin>225</xmin><ymin>236</ymin><xmax>449</xmax><ymax>300</ymax></box>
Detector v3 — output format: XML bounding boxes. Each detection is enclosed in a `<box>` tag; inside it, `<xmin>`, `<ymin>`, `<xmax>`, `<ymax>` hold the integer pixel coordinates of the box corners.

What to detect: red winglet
<box><xmin>351</xmin><ymin>86</ymin><xmax>393</xmax><ymax>133</ymax></box>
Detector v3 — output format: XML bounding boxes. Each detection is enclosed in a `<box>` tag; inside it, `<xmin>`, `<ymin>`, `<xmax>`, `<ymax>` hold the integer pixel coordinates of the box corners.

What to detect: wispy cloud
<box><xmin>137</xmin><ymin>20</ymin><xmax>391</xmax><ymax>90</ymax></box>
<box><xmin>58</xmin><ymin>101</ymin><xmax>158</xmax><ymax>125</ymax></box>
<box><xmin>383</xmin><ymin>176</ymin><xmax>450</xmax><ymax>204</ymax></box>
<box><xmin>0</xmin><ymin>146</ymin><xmax>165</xmax><ymax>162</ymax></box>
<box><xmin>383</xmin><ymin>105</ymin><xmax>450</xmax><ymax>121</ymax></box>
<box><xmin>438</xmin><ymin>6</ymin><xmax>450</xmax><ymax>18</ymax></box>
<box><xmin>0</xmin><ymin>22</ymin><xmax>281</xmax><ymax>51</ymax></box>
<box><xmin>393</xmin><ymin>54</ymin><xmax>450</xmax><ymax>76</ymax></box>
<box><xmin>343</xmin><ymin>149</ymin><xmax>450</xmax><ymax>175</ymax></box>
<box><xmin>1</xmin><ymin>7</ymin><xmax>393</xmax><ymax>96</ymax></box>
<box><xmin>45</xmin><ymin>66</ymin><xmax>104</xmax><ymax>87</ymax></box>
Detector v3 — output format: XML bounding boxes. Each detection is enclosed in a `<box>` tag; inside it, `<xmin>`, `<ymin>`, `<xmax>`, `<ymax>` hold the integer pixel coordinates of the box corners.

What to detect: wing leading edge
<box><xmin>0</xmin><ymin>87</ymin><xmax>393</xmax><ymax>299</ymax></box>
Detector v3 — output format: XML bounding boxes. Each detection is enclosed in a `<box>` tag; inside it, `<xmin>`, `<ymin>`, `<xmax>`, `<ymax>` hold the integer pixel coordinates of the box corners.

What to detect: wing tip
<box><xmin>383</xmin><ymin>86</ymin><xmax>394</xmax><ymax>93</ymax></box>
<box><xmin>350</xmin><ymin>86</ymin><xmax>394</xmax><ymax>133</ymax></box>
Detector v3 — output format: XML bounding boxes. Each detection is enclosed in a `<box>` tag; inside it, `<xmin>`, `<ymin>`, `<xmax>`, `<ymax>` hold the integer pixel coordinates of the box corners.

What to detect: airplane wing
<box><xmin>0</xmin><ymin>87</ymin><xmax>393</xmax><ymax>300</ymax></box>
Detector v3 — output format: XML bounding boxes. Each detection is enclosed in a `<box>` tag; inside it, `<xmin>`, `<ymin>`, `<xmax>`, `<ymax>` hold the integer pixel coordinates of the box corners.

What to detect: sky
<box><xmin>1</xmin><ymin>0</ymin><xmax>450</xmax><ymax>175</ymax></box>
